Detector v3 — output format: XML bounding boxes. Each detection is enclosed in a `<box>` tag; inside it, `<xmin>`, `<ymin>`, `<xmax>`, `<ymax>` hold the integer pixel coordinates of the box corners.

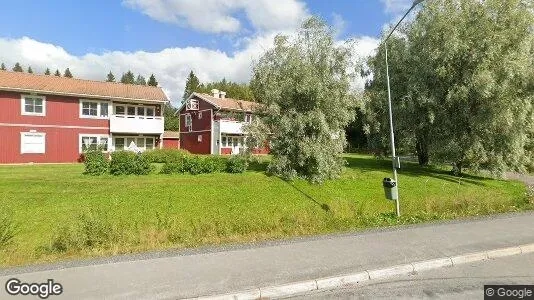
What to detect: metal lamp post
<box><xmin>384</xmin><ymin>0</ymin><xmax>426</xmax><ymax>217</ymax></box>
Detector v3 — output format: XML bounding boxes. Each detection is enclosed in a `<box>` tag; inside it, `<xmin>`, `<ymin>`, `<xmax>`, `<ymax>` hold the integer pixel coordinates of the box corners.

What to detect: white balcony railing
<box><xmin>219</xmin><ymin>120</ymin><xmax>247</xmax><ymax>134</ymax></box>
<box><xmin>110</xmin><ymin>115</ymin><xmax>164</xmax><ymax>134</ymax></box>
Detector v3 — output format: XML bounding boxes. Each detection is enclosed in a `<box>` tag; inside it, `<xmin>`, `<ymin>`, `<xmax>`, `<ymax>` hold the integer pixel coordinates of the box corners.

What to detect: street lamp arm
<box><xmin>384</xmin><ymin>0</ymin><xmax>426</xmax><ymax>42</ymax></box>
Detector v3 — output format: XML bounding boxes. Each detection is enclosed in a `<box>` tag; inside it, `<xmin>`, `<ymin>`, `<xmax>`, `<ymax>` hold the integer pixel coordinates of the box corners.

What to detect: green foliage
<box><xmin>183</xmin><ymin>70</ymin><xmax>200</xmax><ymax>101</ymax></box>
<box><xmin>44</xmin><ymin>68</ymin><xmax>51</xmax><ymax>75</ymax></box>
<box><xmin>163</xmin><ymin>103</ymin><xmax>180</xmax><ymax>131</ymax></box>
<box><xmin>0</xmin><ymin>213</ymin><xmax>17</xmax><ymax>249</ymax></box>
<box><xmin>147</xmin><ymin>74</ymin><xmax>158</xmax><ymax>86</ymax></box>
<box><xmin>106</xmin><ymin>71</ymin><xmax>115</xmax><ymax>82</ymax></box>
<box><xmin>226</xmin><ymin>155</ymin><xmax>249</xmax><ymax>173</ymax></box>
<box><xmin>12</xmin><ymin>62</ymin><xmax>23</xmax><ymax>72</ymax></box>
<box><xmin>64</xmin><ymin>68</ymin><xmax>73</xmax><ymax>78</ymax></box>
<box><xmin>160</xmin><ymin>160</ymin><xmax>187</xmax><ymax>174</ymax></box>
<box><xmin>110</xmin><ymin>151</ymin><xmax>153</xmax><ymax>175</ymax></box>
<box><xmin>248</xmin><ymin>16</ymin><xmax>359</xmax><ymax>183</ymax></box>
<box><xmin>364</xmin><ymin>0</ymin><xmax>534</xmax><ymax>174</ymax></box>
<box><xmin>195</xmin><ymin>78</ymin><xmax>255</xmax><ymax>101</ymax></box>
<box><xmin>142</xmin><ymin>148</ymin><xmax>190</xmax><ymax>163</ymax></box>
<box><xmin>54</xmin><ymin>69</ymin><xmax>61</xmax><ymax>77</ymax></box>
<box><xmin>83</xmin><ymin>150</ymin><xmax>109</xmax><ymax>176</ymax></box>
<box><xmin>135</xmin><ymin>74</ymin><xmax>147</xmax><ymax>85</ymax></box>
<box><xmin>160</xmin><ymin>154</ymin><xmax>229</xmax><ymax>175</ymax></box>
<box><xmin>0</xmin><ymin>63</ymin><xmax>5</xmax><ymax>70</ymax></box>
<box><xmin>120</xmin><ymin>70</ymin><xmax>135</xmax><ymax>84</ymax></box>
<box><xmin>27</xmin><ymin>66</ymin><xmax>33</xmax><ymax>73</ymax></box>
<box><xmin>50</xmin><ymin>210</ymin><xmax>122</xmax><ymax>252</ymax></box>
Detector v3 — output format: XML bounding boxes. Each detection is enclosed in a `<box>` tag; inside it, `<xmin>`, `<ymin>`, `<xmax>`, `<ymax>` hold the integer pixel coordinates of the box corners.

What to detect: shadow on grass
<box><xmin>344</xmin><ymin>156</ymin><xmax>488</xmax><ymax>187</ymax></box>
<box><xmin>286</xmin><ymin>181</ymin><xmax>330</xmax><ymax>212</ymax></box>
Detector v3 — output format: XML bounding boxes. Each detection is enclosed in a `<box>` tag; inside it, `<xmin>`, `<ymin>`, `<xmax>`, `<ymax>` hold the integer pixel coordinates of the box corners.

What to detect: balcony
<box><xmin>110</xmin><ymin>115</ymin><xmax>164</xmax><ymax>134</ymax></box>
<box><xmin>219</xmin><ymin>120</ymin><xmax>247</xmax><ymax>134</ymax></box>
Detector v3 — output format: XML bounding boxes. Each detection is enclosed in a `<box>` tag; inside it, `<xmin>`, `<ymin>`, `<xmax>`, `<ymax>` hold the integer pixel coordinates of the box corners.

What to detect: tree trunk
<box><xmin>451</xmin><ymin>162</ymin><xmax>463</xmax><ymax>176</ymax></box>
<box><xmin>415</xmin><ymin>138</ymin><xmax>429</xmax><ymax>166</ymax></box>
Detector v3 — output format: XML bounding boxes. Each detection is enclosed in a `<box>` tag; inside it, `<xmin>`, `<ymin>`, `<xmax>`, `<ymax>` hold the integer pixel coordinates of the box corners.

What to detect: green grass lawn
<box><xmin>0</xmin><ymin>154</ymin><xmax>532</xmax><ymax>267</ymax></box>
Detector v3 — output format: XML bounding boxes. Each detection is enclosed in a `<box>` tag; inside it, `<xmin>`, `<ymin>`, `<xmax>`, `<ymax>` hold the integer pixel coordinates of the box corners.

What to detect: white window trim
<box><xmin>112</xmin><ymin>135</ymin><xmax>156</xmax><ymax>152</ymax></box>
<box><xmin>79</xmin><ymin>99</ymin><xmax>110</xmax><ymax>119</ymax></box>
<box><xmin>113</xmin><ymin>103</ymin><xmax>157</xmax><ymax>119</ymax></box>
<box><xmin>78</xmin><ymin>133</ymin><xmax>110</xmax><ymax>153</ymax></box>
<box><xmin>185</xmin><ymin>113</ymin><xmax>192</xmax><ymax>132</ymax></box>
<box><xmin>20</xmin><ymin>132</ymin><xmax>46</xmax><ymax>154</ymax></box>
<box><xmin>21</xmin><ymin>95</ymin><xmax>46</xmax><ymax>116</ymax></box>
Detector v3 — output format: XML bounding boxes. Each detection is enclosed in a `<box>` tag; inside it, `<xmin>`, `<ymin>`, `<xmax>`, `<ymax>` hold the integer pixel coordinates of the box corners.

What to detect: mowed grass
<box><xmin>0</xmin><ymin>154</ymin><xmax>532</xmax><ymax>267</ymax></box>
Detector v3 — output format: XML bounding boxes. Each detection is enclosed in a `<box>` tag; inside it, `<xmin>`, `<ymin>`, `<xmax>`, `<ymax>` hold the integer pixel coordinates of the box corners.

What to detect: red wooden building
<box><xmin>162</xmin><ymin>131</ymin><xmax>180</xmax><ymax>149</ymax></box>
<box><xmin>178</xmin><ymin>90</ymin><xmax>269</xmax><ymax>155</ymax></box>
<box><xmin>0</xmin><ymin>70</ymin><xmax>168</xmax><ymax>163</ymax></box>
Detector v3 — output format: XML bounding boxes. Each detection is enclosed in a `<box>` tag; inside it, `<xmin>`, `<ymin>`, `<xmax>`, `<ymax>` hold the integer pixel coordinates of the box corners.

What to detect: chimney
<box><xmin>211</xmin><ymin>89</ymin><xmax>220</xmax><ymax>98</ymax></box>
<box><xmin>219</xmin><ymin>91</ymin><xmax>226</xmax><ymax>99</ymax></box>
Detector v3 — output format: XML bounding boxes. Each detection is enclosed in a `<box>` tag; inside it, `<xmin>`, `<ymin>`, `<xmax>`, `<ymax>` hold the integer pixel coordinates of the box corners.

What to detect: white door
<box><xmin>232</xmin><ymin>137</ymin><xmax>240</xmax><ymax>154</ymax></box>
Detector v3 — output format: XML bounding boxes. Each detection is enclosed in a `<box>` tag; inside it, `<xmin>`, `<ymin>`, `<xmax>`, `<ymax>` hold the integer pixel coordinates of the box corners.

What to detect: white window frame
<box><xmin>185</xmin><ymin>114</ymin><xmax>192</xmax><ymax>132</ymax></box>
<box><xmin>79</xmin><ymin>99</ymin><xmax>110</xmax><ymax>119</ymax></box>
<box><xmin>21</xmin><ymin>95</ymin><xmax>46</xmax><ymax>116</ymax></box>
<box><xmin>113</xmin><ymin>104</ymin><xmax>157</xmax><ymax>119</ymax></box>
<box><xmin>245</xmin><ymin>114</ymin><xmax>252</xmax><ymax>123</ymax></box>
<box><xmin>79</xmin><ymin>134</ymin><xmax>110</xmax><ymax>153</ymax></box>
<box><xmin>20</xmin><ymin>132</ymin><xmax>46</xmax><ymax>154</ymax></box>
<box><xmin>112</xmin><ymin>136</ymin><xmax>156</xmax><ymax>152</ymax></box>
<box><xmin>186</xmin><ymin>99</ymin><xmax>199</xmax><ymax>110</ymax></box>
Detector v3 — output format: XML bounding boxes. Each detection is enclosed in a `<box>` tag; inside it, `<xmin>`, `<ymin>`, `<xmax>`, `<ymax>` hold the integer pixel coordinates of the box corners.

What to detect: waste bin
<box><xmin>383</xmin><ymin>178</ymin><xmax>398</xmax><ymax>200</ymax></box>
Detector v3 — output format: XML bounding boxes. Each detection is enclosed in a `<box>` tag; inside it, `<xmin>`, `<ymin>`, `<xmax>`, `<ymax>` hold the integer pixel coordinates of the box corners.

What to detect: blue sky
<box><xmin>0</xmin><ymin>0</ymin><xmax>407</xmax><ymax>103</ymax></box>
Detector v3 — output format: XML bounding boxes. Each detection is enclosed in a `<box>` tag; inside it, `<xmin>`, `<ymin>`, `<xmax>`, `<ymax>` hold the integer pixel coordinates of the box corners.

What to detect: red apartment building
<box><xmin>178</xmin><ymin>90</ymin><xmax>269</xmax><ymax>155</ymax></box>
<box><xmin>0</xmin><ymin>70</ymin><xmax>168</xmax><ymax>163</ymax></box>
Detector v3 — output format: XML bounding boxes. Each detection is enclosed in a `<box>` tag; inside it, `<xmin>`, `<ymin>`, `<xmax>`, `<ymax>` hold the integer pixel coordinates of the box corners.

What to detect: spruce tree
<box><xmin>27</xmin><ymin>66</ymin><xmax>33</xmax><ymax>73</ymax></box>
<box><xmin>147</xmin><ymin>74</ymin><xmax>158</xmax><ymax>86</ymax></box>
<box><xmin>120</xmin><ymin>71</ymin><xmax>135</xmax><ymax>84</ymax></box>
<box><xmin>106</xmin><ymin>71</ymin><xmax>115</xmax><ymax>82</ymax></box>
<box><xmin>0</xmin><ymin>63</ymin><xmax>6</xmax><ymax>70</ymax></box>
<box><xmin>44</xmin><ymin>68</ymin><xmax>51</xmax><ymax>75</ymax></box>
<box><xmin>54</xmin><ymin>69</ymin><xmax>61</xmax><ymax>77</ymax></box>
<box><xmin>64</xmin><ymin>68</ymin><xmax>73</xmax><ymax>78</ymax></box>
<box><xmin>135</xmin><ymin>74</ymin><xmax>147</xmax><ymax>85</ymax></box>
<box><xmin>12</xmin><ymin>63</ymin><xmax>23</xmax><ymax>72</ymax></box>
<box><xmin>183</xmin><ymin>70</ymin><xmax>200</xmax><ymax>101</ymax></box>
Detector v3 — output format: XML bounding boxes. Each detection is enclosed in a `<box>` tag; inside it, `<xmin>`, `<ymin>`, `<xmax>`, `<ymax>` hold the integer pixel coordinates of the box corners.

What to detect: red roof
<box><xmin>192</xmin><ymin>92</ymin><xmax>258</xmax><ymax>112</ymax></box>
<box><xmin>0</xmin><ymin>70</ymin><xmax>168</xmax><ymax>102</ymax></box>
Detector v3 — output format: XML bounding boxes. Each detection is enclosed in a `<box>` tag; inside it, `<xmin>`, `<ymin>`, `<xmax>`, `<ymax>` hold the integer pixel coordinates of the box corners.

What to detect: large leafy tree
<box><xmin>183</xmin><ymin>70</ymin><xmax>200</xmax><ymax>101</ymax></box>
<box><xmin>247</xmin><ymin>17</ymin><xmax>359</xmax><ymax>183</ymax></box>
<box><xmin>364</xmin><ymin>0</ymin><xmax>534</xmax><ymax>174</ymax></box>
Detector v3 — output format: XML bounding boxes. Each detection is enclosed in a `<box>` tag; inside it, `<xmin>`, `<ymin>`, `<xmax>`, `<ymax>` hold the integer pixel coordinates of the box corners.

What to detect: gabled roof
<box><xmin>190</xmin><ymin>92</ymin><xmax>258</xmax><ymax>112</ymax></box>
<box><xmin>162</xmin><ymin>131</ymin><xmax>180</xmax><ymax>139</ymax></box>
<box><xmin>0</xmin><ymin>70</ymin><xmax>168</xmax><ymax>103</ymax></box>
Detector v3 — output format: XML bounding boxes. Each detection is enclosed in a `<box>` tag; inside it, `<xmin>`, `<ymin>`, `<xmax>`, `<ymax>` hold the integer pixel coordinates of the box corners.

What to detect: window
<box><xmin>146</xmin><ymin>107</ymin><xmax>155</xmax><ymax>117</ymax></box>
<box><xmin>146</xmin><ymin>138</ymin><xmax>155</xmax><ymax>150</ymax></box>
<box><xmin>21</xmin><ymin>95</ymin><xmax>46</xmax><ymax>116</ymax></box>
<box><xmin>80</xmin><ymin>100</ymin><xmax>109</xmax><ymax>118</ymax></box>
<box><xmin>198</xmin><ymin>112</ymin><xmax>202</xmax><ymax>119</ymax></box>
<box><xmin>136</xmin><ymin>138</ymin><xmax>145</xmax><ymax>148</ymax></box>
<box><xmin>245</xmin><ymin>114</ymin><xmax>252</xmax><ymax>123</ymax></box>
<box><xmin>79</xmin><ymin>134</ymin><xmax>109</xmax><ymax>152</ymax></box>
<box><xmin>221</xmin><ymin>136</ymin><xmax>227</xmax><ymax>147</ymax></box>
<box><xmin>127</xmin><ymin>106</ymin><xmax>136</xmax><ymax>116</ymax></box>
<box><xmin>114</xmin><ymin>138</ymin><xmax>125</xmax><ymax>150</ymax></box>
<box><xmin>20</xmin><ymin>132</ymin><xmax>45</xmax><ymax>153</ymax></box>
<box><xmin>197</xmin><ymin>135</ymin><xmax>202</xmax><ymax>142</ymax></box>
<box><xmin>186</xmin><ymin>99</ymin><xmax>199</xmax><ymax>110</ymax></box>
<box><xmin>137</xmin><ymin>107</ymin><xmax>145</xmax><ymax>117</ymax></box>
<box><xmin>115</xmin><ymin>105</ymin><xmax>125</xmax><ymax>115</ymax></box>
<box><xmin>185</xmin><ymin>114</ymin><xmax>192</xmax><ymax>132</ymax></box>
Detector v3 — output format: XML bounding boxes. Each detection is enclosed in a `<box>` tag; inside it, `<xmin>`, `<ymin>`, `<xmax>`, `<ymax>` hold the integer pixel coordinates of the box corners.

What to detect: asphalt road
<box><xmin>1</xmin><ymin>212</ymin><xmax>533</xmax><ymax>299</ymax></box>
<box><xmin>293</xmin><ymin>252</ymin><xmax>534</xmax><ymax>299</ymax></box>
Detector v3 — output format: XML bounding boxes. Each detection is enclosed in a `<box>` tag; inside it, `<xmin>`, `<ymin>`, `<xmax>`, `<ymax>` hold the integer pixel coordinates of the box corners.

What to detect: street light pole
<box><xmin>384</xmin><ymin>0</ymin><xmax>426</xmax><ymax>217</ymax></box>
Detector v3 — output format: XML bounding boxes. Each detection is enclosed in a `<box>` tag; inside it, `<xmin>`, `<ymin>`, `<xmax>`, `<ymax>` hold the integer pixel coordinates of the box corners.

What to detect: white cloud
<box><xmin>122</xmin><ymin>0</ymin><xmax>309</xmax><ymax>34</ymax></box>
<box><xmin>380</xmin><ymin>0</ymin><xmax>413</xmax><ymax>15</ymax></box>
<box><xmin>0</xmin><ymin>34</ymin><xmax>378</xmax><ymax>106</ymax></box>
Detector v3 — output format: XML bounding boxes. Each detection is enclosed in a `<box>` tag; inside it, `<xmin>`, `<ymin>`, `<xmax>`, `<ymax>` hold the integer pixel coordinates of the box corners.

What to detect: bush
<box><xmin>0</xmin><ymin>213</ymin><xmax>17</xmax><ymax>249</ymax></box>
<box><xmin>226</xmin><ymin>155</ymin><xmax>249</xmax><ymax>173</ymax></box>
<box><xmin>83</xmin><ymin>150</ymin><xmax>109</xmax><ymax>175</ymax></box>
<box><xmin>203</xmin><ymin>156</ymin><xmax>228</xmax><ymax>173</ymax></box>
<box><xmin>184</xmin><ymin>156</ymin><xmax>204</xmax><ymax>175</ymax></box>
<box><xmin>142</xmin><ymin>149</ymin><xmax>190</xmax><ymax>163</ymax></box>
<box><xmin>160</xmin><ymin>160</ymin><xmax>186</xmax><ymax>174</ymax></box>
<box><xmin>110</xmin><ymin>151</ymin><xmax>153</xmax><ymax>175</ymax></box>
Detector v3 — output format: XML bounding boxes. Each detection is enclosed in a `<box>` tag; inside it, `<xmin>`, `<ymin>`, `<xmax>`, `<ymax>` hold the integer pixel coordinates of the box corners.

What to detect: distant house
<box><xmin>178</xmin><ymin>89</ymin><xmax>269</xmax><ymax>155</ymax></box>
<box><xmin>0</xmin><ymin>70</ymin><xmax>168</xmax><ymax>163</ymax></box>
<box><xmin>162</xmin><ymin>131</ymin><xmax>180</xmax><ymax>149</ymax></box>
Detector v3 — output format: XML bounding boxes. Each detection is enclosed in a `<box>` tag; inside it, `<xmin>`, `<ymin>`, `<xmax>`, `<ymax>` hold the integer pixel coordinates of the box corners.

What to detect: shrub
<box><xmin>83</xmin><ymin>150</ymin><xmax>109</xmax><ymax>175</ymax></box>
<box><xmin>184</xmin><ymin>156</ymin><xmax>204</xmax><ymax>175</ymax></box>
<box><xmin>199</xmin><ymin>156</ymin><xmax>227</xmax><ymax>173</ymax></box>
<box><xmin>142</xmin><ymin>149</ymin><xmax>190</xmax><ymax>163</ymax></box>
<box><xmin>226</xmin><ymin>155</ymin><xmax>249</xmax><ymax>173</ymax></box>
<box><xmin>110</xmin><ymin>151</ymin><xmax>153</xmax><ymax>175</ymax></box>
<box><xmin>160</xmin><ymin>159</ymin><xmax>186</xmax><ymax>174</ymax></box>
<box><xmin>0</xmin><ymin>213</ymin><xmax>17</xmax><ymax>249</ymax></box>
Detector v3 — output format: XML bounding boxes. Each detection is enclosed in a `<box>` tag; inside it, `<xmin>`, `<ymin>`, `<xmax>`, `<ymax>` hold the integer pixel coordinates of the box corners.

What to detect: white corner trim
<box><xmin>21</xmin><ymin>94</ymin><xmax>46</xmax><ymax>116</ymax></box>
